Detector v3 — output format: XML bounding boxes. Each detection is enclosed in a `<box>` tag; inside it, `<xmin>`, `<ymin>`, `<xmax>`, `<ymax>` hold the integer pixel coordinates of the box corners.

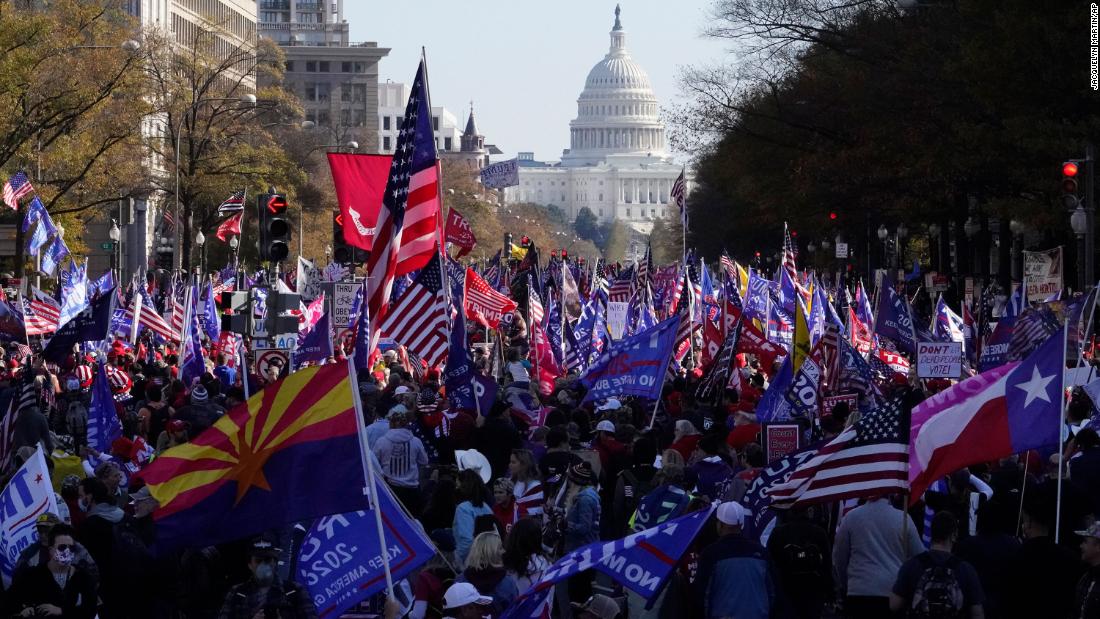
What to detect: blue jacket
<box><xmin>695</xmin><ymin>533</ymin><xmax>774</xmax><ymax>619</ymax></box>
<box><xmin>564</xmin><ymin>487</ymin><xmax>601</xmax><ymax>551</ymax></box>
<box><xmin>453</xmin><ymin>501</ymin><xmax>493</xmax><ymax>566</ymax></box>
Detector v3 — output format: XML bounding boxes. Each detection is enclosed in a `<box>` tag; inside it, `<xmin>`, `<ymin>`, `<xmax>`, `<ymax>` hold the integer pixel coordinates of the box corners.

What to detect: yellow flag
<box><xmin>792</xmin><ymin>294</ymin><xmax>812</xmax><ymax>371</ymax></box>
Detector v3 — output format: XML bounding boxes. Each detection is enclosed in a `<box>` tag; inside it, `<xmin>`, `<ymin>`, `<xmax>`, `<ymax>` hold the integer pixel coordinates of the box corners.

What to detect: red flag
<box><xmin>531</xmin><ymin>322</ymin><xmax>560</xmax><ymax>396</ymax></box>
<box><xmin>700</xmin><ymin>319</ymin><xmax>723</xmax><ymax>370</ymax></box>
<box><xmin>326</xmin><ymin>152</ymin><xmax>393</xmax><ymax>250</ymax></box>
<box><xmin>737</xmin><ymin>320</ymin><xmax>787</xmax><ymax>369</ymax></box>
<box><xmin>444</xmin><ymin>208</ymin><xmax>477</xmax><ymax>257</ymax></box>
<box><xmin>215</xmin><ymin>212</ymin><xmax>243</xmax><ymax>243</ymax></box>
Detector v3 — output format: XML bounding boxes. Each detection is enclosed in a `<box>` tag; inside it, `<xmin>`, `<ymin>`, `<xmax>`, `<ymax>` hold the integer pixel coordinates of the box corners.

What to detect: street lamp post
<box><xmin>1072</xmin><ymin>205</ymin><xmax>1088</xmax><ymax>290</ymax></box>
<box><xmin>876</xmin><ymin>224</ymin><xmax>889</xmax><ymax>273</ymax></box>
<box><xmin>108</xmin><ymin>219</ymin><xmax>121</xmax><ymax>284</ymax></box>
<box><xmin>1010</xmin><ymin>219</ymin><xmax>1026</xmax><ymax>283</ymax></box>
<box><xmin>195</xmin><ymin>230</ymin><xmax>206</xmax><ymax>280</ymax></box>
<box><xmin>174</xmin><ymin>93</ymin><xmax>257</xmax><ymax>272</ymax></box>
<box><xmin>964</xmin><ymin>216</ymin><xmax>980</xmax><ymax>277</ymax></box>
<box><xmin>928</xmin><ymin>223</ymin><xmax>941</xmax><ymax>273</ymax></box>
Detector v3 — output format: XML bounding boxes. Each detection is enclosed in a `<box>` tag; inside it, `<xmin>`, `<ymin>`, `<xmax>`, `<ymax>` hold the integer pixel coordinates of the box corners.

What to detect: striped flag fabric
<box><xmin>364</xmin><ymin>60</ymin><xmax>440</xmax><ymax>353</ymax></box>
<box><xmin>670</xmin><ymin>168</ymin><xmax>687</xmax><ymax>230</ymax></box>
<box><xmin>769</xmin><ymin>395</ymin><xmax>909</xmax><ymax>507</ymax></box>
<box><xmin>528</xmin><ymin>282</ymin><xmax>545</xmax><ymax>327</ymax></box>
<box><xmin>0</xmin><ymin>400</ymin><xmax>15</xmax><ymax>470</ymax></box>
<box><xmin>720</xmin><ymin>252</ymin><xmax>737</xmax><ymax>280</ymax></box>
<box><xmin>25</xmin><ymin>289</ymin><xmax>60</xmax><ymax>336</ymax></box>
<box><xmin>125</xmin><ymin>294</ymin><xmax>179</xmax><ymax>342</ymax></box>
<box><xmin>378</xmin><ymin>253</ymin><xmax>449</xmax><ymax>368</ymax></box>
<box><xmin>216</xmin><ymin>190</ymin><xmax>245</xmax><ymax>215</ymax></box>
<box><xmin>464</xmin><ymin>267</ymin><xmax>517</xmax><ymax>329</ymax></box>
<box><xmin>3</xmin><ymin>171</ymin><xmax>33</xmax><ymax>210</ymax></box>
<box><xmin>782</xmin><ymin>221</ymin><xmax>798</xmax><ymax>282</ymax></box>
<box><xmin>608</xmin><ymin>265</ymin><xmax>635</xmax><ymax>303</ymax></box>
<box><xmin>1008</xmin><ymin>306</ymin><xmax>1060</xmax><ymax>362</ymax></box>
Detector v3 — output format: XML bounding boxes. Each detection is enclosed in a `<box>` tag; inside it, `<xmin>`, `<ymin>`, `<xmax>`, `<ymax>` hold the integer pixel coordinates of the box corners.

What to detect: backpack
<box><xmin>908</xmin><ymin>553</ymin><xmax>965</xmax><ymax>619</ymax></box>
<box><xmin>618</xmin><ymin>468</ymin><xmax>656</xmax><ymax>533</ymax></box>
<box><xmin>779</xmin><ymin>540</ymin><xmax>826</xmax><ymax>578</ymax></box>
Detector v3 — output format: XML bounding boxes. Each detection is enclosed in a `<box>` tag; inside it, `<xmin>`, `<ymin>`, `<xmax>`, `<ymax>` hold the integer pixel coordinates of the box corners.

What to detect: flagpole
<box><xmin>346</xmin><ymin>356</ymin><xmax>395</xmax><ymax>597</ymax></box>
<box><xmin>1055</xmin><ymin>317</ymin><xmax>1069</xmax><ymax>544</ymax></box>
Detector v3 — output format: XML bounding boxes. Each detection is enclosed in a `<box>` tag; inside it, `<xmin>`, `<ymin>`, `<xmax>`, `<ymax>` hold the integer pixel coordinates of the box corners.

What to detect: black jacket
<box><xmin>6</xmin><ymin>563</ymin><xmax>97</xmax><ymax>619</ymax></box>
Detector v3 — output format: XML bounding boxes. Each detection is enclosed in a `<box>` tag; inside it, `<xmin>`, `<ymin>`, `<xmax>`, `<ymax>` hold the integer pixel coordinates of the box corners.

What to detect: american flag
<box><xmin>782</xmin><ymin>221</ymin><xmax>798</xmax><ymax>282</ymax></box>
<box><xmin>608</xmin><ymin>265</ymin><xmax>635</xmax><ymax>303</ymax></box>
<box><xmin>161</xmin><ymin>208</ymin><xmax>176</xmax><ymax>231</ymax></box>
<box><xmin>125</xmin><ymin>293</ymin><xmax>179</xmax><ymax>342</ymax></box>
<box><xmin>528</xmin><ymin>282</ymin><xmax>545</xmax><ymax>327</ymax></box>
<box><xmin>217</xmin><ymin>190</ymin><xmax>245</xmax><ymax>215</ymax></box>
<box><xmin>364</xmin><ymin>60</ymin><xmax>440</xmax><ymax>352</ymax></box>
<box><xmin>464</xmin><ymin>267</ymin><xmax>517</xmax><ymax>328</ymax></box>
<box><xmin>1009</xmin><ymin>306</ymin><xmax>1060</xmax><ymax>362</ymax></box>
<box><xmin>24</xmin><ymin>293</ymin><xmax>60</xmax><ymax>336</ymax></box>
<box><xmin>769</xmin><ymin>395</ymin><xmax>909</xmax><ymax>507</ymax></box>
<box><xmin>0</xmin><ymin>401</ymin><xmax>16</xmax><ymax>471</ymax></box>
<box><xmin>3</xmin><ymin>171</ymin><xmax>33</xmax><ymax>210</ymax></box>
<box><xmin>378</xmin><ymin>253</ymin><xmax>448</xmax><ymax>368</ymax></box>
<box><xmin>514</xmin><ymin>479</ymin><xmax>544</xmax><ymax>522</ymax></box>
<box><xmin>169</xmin><ymin>294</ymin><xmax>185</xmax><ymax>336</ymax></box>
<box><xmin>720</xmin><ymin>252</ymin><xmax>737</xmax><ymax>280</ymax></box>
<box><xmin>670</xmin><ymin>168</ymin><xmax>687</xmax><ymax>230</ymax></box>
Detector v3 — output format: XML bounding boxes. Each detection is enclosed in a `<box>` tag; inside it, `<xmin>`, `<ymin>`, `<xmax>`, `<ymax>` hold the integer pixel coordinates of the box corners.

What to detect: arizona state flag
<box><xmin>141</xmin><ymin>363</ymin><xmax>369</xmax><ymax>549</ymax></box>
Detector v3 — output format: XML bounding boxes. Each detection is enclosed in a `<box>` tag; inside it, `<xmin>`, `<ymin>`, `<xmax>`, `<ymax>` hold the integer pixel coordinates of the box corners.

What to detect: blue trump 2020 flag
<box><xmin>298</xmin><ymin>476</ymin><xmax>435</xmax><ymax>619</ymax></box>
<box><xmin>580</xmin><ymin>315</ymin><xmax>679</xmax><ymax>403</ymax></box>
<box><xmin>294</xmin><ymin>312</ymin><xmax>333</xmax><ymax>368</ymax></box>
<box><xmin>42</xmin><ymin>290</ymin><xmax>114</xmax><ymax>363</ymax></box>
<box><xmin>873</xmin><ymin>279</ymin><xmax>917</xmax><ymax>355</ymax></box>
<box><xmin>502</xmin><ymin>506</ymin><xmax>715</xmax><ymax>619</ymax></box>
<box><xmin>88</xmin><ymin>362</ymin><xmax>122</xmax><ymax>452</ymax></box>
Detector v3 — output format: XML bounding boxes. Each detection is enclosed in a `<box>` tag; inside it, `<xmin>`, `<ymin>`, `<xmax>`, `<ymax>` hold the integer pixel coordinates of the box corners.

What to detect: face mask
<box><xmin>78</xmin><ymin>498</ymin><xmax>89</xmax><ymax>513</ymax></box>
<box><xmin>254</xmin><ymin>562</ymin><xmax>275</xmax><ymax>584</ymax></box>
<box><xmin>53</xmin><ymin>547</ymin><xmax>74</xmax><ymax>566</ymax></box>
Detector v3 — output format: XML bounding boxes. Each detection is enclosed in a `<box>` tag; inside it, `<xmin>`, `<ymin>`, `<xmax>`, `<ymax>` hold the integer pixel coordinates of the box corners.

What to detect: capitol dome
<box><xmin>561</xmin><ymin>5</ymin><xmax>669</xmax><ymax>167</ymax></box>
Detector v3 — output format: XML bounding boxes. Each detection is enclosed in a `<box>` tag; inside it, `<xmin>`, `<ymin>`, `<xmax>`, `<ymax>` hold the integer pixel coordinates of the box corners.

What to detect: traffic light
<box><xmin>332</xmin><ymin>211</ymin><xmax>367</xmax><ymax>264</ymax></box>
<box><xmin>258</xmin><ymin>190</ymin><xmax>291</xmax><ymax>262</ymax></box>
<box><xmin>1063</xmin><ymin>161</ymin><xmax>1081</xmax><ymax>209</ymax></box>
<box><xmin>829</xmin><ymin>211</ymin><xmax>838</xmax><ymax>221</ymax></box>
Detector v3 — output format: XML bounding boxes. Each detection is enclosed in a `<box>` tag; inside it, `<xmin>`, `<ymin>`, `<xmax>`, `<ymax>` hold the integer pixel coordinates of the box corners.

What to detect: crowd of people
<box><xmin>0</xmin><ymin>293</ymin><xmax>1099</xmax><ymax>619</ymax></box>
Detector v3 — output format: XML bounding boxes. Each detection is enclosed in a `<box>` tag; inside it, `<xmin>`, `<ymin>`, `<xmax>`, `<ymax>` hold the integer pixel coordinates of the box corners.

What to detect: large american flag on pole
<box><xmin>768</xmin><ymin>395</ymin><xmax>909</xmax><ymax>507</ymax></box>
<box><xmin>364</xmin><ymin>59</ymin><xmax>439</xmax><ymax>352</ymax></box>
<box><xmin>378</xmin><ymin>252</ymin><xmax>448</xmax><ymax>368</ymax></box>
<box><xmin>24</xmin><ymin>292</ymin><xmax>60</xmax><ymax>336</ymax></box>
<box><xmin>670</xmin><ymin>168</ymin><xmax>687</xmax><ymax>230</ymax></box>
<box><xmin>782</xmin><ymin>221</ymin><xmax>798</xmax><ymax>282</ymax></box>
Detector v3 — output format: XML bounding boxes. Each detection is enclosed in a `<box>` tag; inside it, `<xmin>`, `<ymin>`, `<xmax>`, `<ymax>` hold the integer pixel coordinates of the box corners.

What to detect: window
<box><xmin>340</xmin><ymin>84</ymin><xmax>351</xmax><ymax>102</ymax></box>
<box><xmin>650</xmin><ymin>209</ymin><xmax>656</xmax><ymax>217</ymax></box>
<box><xmin>315</xmin><ymin>83</ymin><xmax>330</xmax><ymax>101</ymax></box>
<box><xmin>354</xmin><ymin>62</ymin><xmax>366</xmax><ymax>73</ymax></box>
<box><xmin>317</xmin><ymin>110</ymin><xmax>330</xmax><ymax>126</ymax></box>
<box><xmin>599</xmin><ymin>193</ymin><xmax>603</xmax><ymax>201</ymax></box>
<box><xmin>433</xmin><ymin>116</ymin><xmax>439</xmax><ymax>131</ymax></box>
<box><xmin>319</xmin><ymin>61</ymin><xmax>330</xmax><ymax>72</ymax></box>
<box><xmin>444</xmin><ymin>137</ymin><xmax>452</xmax><ymax>150</ymax></box>
<box><xmin>341</xmin><ymin>61</ymin><xmax>352</xmax><ymax>73</ymax></box>
<box><xmin>305</xmin><ymin>61</ymin><xmax>317</xmax><ymax>72</ymax></box>
<box><xmin>561</xmin><ymin>194</ymin><xmax>566</xmax><ymax>202</ymax></box>
<box><xmin>626</xmin><ymin>208</ymin><xmax>631</xmax><ymax>217</ymax></box>
<box><xmin>383</xmin><ymin>136</ymin><xmax>391</xmax><ymax>150</ymax></box>
<box><xmin>353</xmin><ymin>110</ymin><xmax>366</xmax><ymax>127</ymax></box>
<box><xmin>397</xmin><ymin>116</ymin><xmax>404</xmax><ymax>127</ymax></box>
<box><xmin>599</xmin><ymin>209</ymin><xmax>604</xmax><ymax>217</ymax></box>
<box><xmin>383</xmin><ymin>116</ymin><xmax>390</xmax><ymax>130</ymax></box>
<box><xmin>352</xmin><ymin>84</ymin><xmax>367</xmax><ymax>102</ymax></box>
<box><xmin>304</xmin><ymin>83</ymin><xmax>317</xmax><ymax>101</ymax></box>
<box><xmin>284</xmin><ymin>60</ymin><xmax>294</xmax><ymax>72</ymax></box>
<box><xmin>341</xmin><ymin>109</ymin><xmax>351</xmax><ymax>125</ymax></box>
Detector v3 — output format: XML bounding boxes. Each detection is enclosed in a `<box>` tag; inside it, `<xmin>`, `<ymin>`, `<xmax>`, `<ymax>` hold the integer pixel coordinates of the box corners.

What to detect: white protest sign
<box><xmin>1024</xmin><ymin>247</ymin><xmax>1063</xmax><ymax>302</ymax></box>
<box><xmin>606</xmin><ymin>301</ymin><xmax>629</xmax><ymax>339</ymax></box>
<box><xmin>917</xmin><ymin>341</ymin><xmax>963</xmax><ymax>379</ymax></box>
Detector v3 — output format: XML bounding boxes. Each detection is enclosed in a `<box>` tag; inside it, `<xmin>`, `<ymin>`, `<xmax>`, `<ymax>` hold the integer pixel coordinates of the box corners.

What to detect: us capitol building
<box><xmin>502</xmin><ymin>6</ymin><xmax>690</xmax><ymax>234</ymax></box>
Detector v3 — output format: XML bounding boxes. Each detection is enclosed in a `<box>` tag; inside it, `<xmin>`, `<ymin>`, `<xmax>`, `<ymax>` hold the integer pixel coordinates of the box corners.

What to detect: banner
<box><xmin>502</xmin><ymin>507</ymin><xmax>715</xmax><ymax>619</ymax></box>
<box><xmin>741</xmin><ymin>444</ymin><xmax>819</xmax><ymax>546</ymax></box>
<box><xmin>1024</xmin><ymin>247</ymin><xmax>1063</xmax><ymax>303</ymax></box>
<box><xmin>1</xmin><ymin>446</ymin><xmax>58</xmax><ymax>587</ymax></box>
<box><xmin>298</xmin><ymin>478</ymin><xmax>436</xmax><ymax>619</ymax></box>
<box><xmin>479</xmin><ymin>158</ymin><xmax>519</xmax><ymax>189</ymax></box>
<box><xmin>327</xmin><ymin>153</ymin><xmax>393</xmax><ymax>250</ymax></box>
<box><xmin>580</xmin><ymin>315</ymin><xmax>679</xmax><ymax>403</ymax></box>
<box><xmin>444</xmin><ymin>208</ymin><xmax>477</xmax><ymax>257</ymax></box>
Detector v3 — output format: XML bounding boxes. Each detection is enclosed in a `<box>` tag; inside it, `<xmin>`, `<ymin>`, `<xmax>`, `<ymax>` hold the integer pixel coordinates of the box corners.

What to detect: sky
<box><xmin>346</xmin><ymin>0</ymin><xmax>729</xmax><ymax>162</ymax></box>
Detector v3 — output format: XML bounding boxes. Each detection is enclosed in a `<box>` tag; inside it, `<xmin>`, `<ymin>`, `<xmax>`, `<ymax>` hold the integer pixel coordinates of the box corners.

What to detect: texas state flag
<box><xmin>909</xmin><ymin>326</ymin><xmax>1066</xmax><ymax>500</ymax></box>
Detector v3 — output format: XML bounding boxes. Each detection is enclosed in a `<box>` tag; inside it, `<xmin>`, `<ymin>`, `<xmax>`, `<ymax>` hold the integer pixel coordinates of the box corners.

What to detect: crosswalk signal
<box><xmin>258</xmin><ymin>189</ymin><xmax>291</xmax><ymax>262</ymax></box>
<box><xmin>1063</xmin><ymin>161</ymin><xmax>1081</xmax><ymax>209</ymax></box>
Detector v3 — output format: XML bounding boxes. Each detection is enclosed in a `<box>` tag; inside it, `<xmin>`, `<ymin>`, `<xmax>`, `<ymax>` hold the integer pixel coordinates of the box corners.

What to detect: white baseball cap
<box><xmin>595</xmin><ymin>420</ymin><xmax>616</xmax><ymax>433</ymax></box>
<box><xmin>596</xmin><ymin>398</ymin><xmax>622</xmax><ymax>412</ymax></box>
<box><xmin>394</xmin><ymin>385</ymin><xmax>412</xmax><ymax>395</ymax></box>
<box><xmin>442</xmin><ymin>582</ymin><xmax>492</xmax><ymax>610</ymax></box>
<box><xmin>716</xmin><ymin>501</ymin><xmax>746</xmax><ymax>526</ymax></box>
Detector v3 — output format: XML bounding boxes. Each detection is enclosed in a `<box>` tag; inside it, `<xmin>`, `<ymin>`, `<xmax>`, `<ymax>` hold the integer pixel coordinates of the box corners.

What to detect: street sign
<box><xmin>252</xmin><ymin>333</ymin><xmax>298</xmax><ymax>350</ymax></box>
<box><xmin>331</xmin><ymin>282</ymin><xmax>360</xmax><ymax>328</ymax></box>
<box><xmin>835</xmin><ymin>243</ymin><xmax>848</xmax><ymax>259</ymax></box>
<box><xmin>257</xmin><ymin>349</ymin><xmax>290</xmax><ymax>380</ymax></box>
<box><xmin>99</xmin><ymin>243</ymin><xmax>113</xmax><ymax>250</ymax></box>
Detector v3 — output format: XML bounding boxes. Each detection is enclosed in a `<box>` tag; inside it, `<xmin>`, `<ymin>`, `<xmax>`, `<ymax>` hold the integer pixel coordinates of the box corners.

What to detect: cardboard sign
<box><xmin>1024</xmin><ymin>247</ymin><xmax>1063</xmax><ymax>302</ymax></box>
<box><xmin>917</xmin><ymin>341</ymin><xmax>962</xmax><ymax>378</ymax></box>
<box><xmin>821</xmin><ymin>392</ymin><xmax>858</xmax><ymax>418</ymax></box>
<box><xmin>763</xmin><ymin>423</ymin><xmax>801</xmax><ymax>464</ymax></box>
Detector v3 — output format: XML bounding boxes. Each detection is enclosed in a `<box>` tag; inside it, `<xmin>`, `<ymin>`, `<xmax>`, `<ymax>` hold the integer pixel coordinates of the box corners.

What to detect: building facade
<box><xmin>258</xmin><ymin>1</ymin><xmax>388</xmax><ymax>150</ymax></box>
<box><xmin>503</xmin><ymin>6</ymin><xmax>688</xmax><ymax>234</ymax></box>
<box><xmin>377</xmin><ymin>82</ymin><xmax>462</xmax><ymax>155</ymax></box>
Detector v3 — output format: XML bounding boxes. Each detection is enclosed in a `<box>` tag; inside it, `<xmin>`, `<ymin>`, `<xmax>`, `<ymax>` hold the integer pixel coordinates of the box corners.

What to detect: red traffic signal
<box><xmin>1063</xmin><ymin>162</ymin><xmax>1080</xmax><ymax>177</ymax></box>
<box><xmin>267</xmin><ymin>194</ymin><xmax>288</xmax><ymax>214</ymax></box>
<box><xmin>1063</xmin><ymin>161</ymin><xmax>1081</xmax><ymax>207</ymax></box>
<box><xmin>829</xmin><ymin>212</ymin><xmax>838</xmax><ymax>220</ymax></box>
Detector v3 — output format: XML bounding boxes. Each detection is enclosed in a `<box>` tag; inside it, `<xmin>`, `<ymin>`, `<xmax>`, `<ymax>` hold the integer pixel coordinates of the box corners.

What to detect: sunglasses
<box><xmin>54</xmin><ymin>544</ymin><xmax>73</xmax><ymax>552</ymax></box>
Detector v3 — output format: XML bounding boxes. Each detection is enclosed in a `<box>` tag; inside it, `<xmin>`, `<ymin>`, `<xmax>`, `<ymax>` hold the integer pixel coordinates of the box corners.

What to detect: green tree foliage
<box><xmin>146</xmin><ymin>25</ymin><xmax>304</xmax><ymax>270</ymax></box>
<box><xmin>601</xmin><ymin>220</ymin><xmax>632</xmax><ymax>262</ymax></box>
<box><xmin>672</xmin><ymin>0</ymin><xmax>1098</xmax><ymax>265</ymax></box>
<box><xmin>649</xmin><ymin>214</ymin><xmax>683</xmax><ymax>265</ymax></box>
<box><xmin>0</xmin><ymin>0</ymin><xmax>153</xmax><ymax>274</ymax></box>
